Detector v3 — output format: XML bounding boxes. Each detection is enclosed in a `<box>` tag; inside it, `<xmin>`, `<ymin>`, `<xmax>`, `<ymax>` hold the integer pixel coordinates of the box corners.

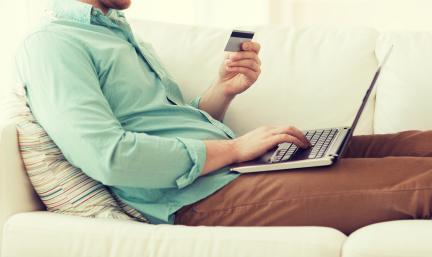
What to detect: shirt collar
<box><xmin>49</xmin><ymin>0</ymin><xmax>126</xmax><ymax>24</ymax></box>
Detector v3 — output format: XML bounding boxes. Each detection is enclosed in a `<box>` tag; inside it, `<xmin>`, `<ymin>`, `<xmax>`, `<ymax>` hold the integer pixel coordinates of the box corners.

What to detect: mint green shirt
<box><xmin>15</xmin><ymin>0</ymin><xmax>239</xmax><ymax>224</ymax></box>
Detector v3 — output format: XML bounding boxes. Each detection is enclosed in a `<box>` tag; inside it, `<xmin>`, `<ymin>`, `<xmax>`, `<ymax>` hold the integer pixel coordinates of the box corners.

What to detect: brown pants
<box><xmin>175</xmin><ymin>131</ymin><xmax>432</xmax><ymax>234</ymax></box>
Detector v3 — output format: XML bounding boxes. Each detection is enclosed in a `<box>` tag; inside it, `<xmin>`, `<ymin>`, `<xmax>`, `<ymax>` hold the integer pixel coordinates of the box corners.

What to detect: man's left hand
<box><xmin>217</xmin><ymin>42</ymin><xmax>262</xmax><ymax>98</ymax></box>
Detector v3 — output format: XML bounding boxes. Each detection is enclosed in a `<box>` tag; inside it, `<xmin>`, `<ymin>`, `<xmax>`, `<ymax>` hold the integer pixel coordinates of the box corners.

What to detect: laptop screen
<box><xmin>337</xmin><ymin>46</ymin><xmax>393</xmax><ymax>158</ymax></box>
<box><xmin>349</xmin><ymin>46</ymin><xmax>393</xmax><ymax>133</ymax></box>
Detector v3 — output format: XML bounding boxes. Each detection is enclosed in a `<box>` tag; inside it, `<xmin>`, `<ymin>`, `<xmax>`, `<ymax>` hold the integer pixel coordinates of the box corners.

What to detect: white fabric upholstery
<box><xmin>0</xmin><ymin>123</ymin><xmax>45</xmax><ymax>251</ymax></box>
<box><xmin>374</xmin><ymin>31</ymin><xmax>432</xmax><ymax>133</ymax></box>
<box><xmin>2</xmin><ymin>212</ymin><xmax>346</xmax><ymax>257</ymax></box>
<box><xmin>131</xmin><ymin>20</ymin><xmax>379</xmax><ymax>136</ymax></box>
<box><xmin>342</xmin><ymin>220</ymin><xmax>432</xmax><ymax>257</ymax></box>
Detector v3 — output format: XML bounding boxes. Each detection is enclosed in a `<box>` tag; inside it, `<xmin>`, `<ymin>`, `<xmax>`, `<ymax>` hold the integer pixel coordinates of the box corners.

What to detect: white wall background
<box><xmin>125</xmin><ymin>0</ymin><xmax>432</xmax><ymax>30</ymax></box>
<box><xmin>273</xmin><ymin>0</ymin><xmax>432</xmax><ymax>30</ymax></box>
<box><xmin>0</xmin><ymin>0</ymin><xmax>50</xmax><ymax>98</ymax></box>
<box><xmin>125</xmin><ymin>0</ymin><xmax>269</xmax><ymax>28</ymax></box>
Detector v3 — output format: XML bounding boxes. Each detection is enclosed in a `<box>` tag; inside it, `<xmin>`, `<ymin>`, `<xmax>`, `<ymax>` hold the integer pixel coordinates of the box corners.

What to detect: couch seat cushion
<box><xmin>2</xmin><ymin>212</ymin><xmax>346</xmax><ymax>257</ymax></box>
<box><xmin>342</xmin><ymin>220</ymin><xmax>432</xmax><ymax>257</ymax></box>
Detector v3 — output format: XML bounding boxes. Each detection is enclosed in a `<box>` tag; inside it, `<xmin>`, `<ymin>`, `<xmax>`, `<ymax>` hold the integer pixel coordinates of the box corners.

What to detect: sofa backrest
<box><xmin>130</xmin><ymin>20</ymin><xmax>380</xmax><ymax>136</ymax></box>
<box><xmin>373</xmin><ymin>31</ymin><xmax>432</xmax><ymax>133</ymax></box>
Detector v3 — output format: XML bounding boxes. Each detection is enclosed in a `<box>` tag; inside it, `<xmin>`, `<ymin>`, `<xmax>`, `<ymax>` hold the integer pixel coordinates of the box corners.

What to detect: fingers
<box><xmin>226</xmin><ymin>59</ymin><xmax>261</xmax><ymax>73</ymax></box>
<box><xmin>267</xmin><ymin>127</ymin><xmax>310</xmax><ymax>148</ymax></box>
<box><xmin>254</xmin><ymin>125</ymin><xmax>310</xmax><ymax>151</ymax></box>
<box><xmin>225</xmin><ymin>50</ymin><xmax>262</xmax><ymax>80</ymax></box>
<box><xmin>241</xmin><ymin>42</ymin><xmax>261</xmax><ymax>54</ymax></box>
<box><xmin>272</xmin><ymin>126</ymin><xmax>311</xmax><ymax>147</ymax></box>
<box><xmin>225</xmin><ymin>67</ymin><xmax>259</xmax><ymax>81</ymax></box>
<box><xmin>227</xmin><ymin>51</ymin><xmax>261</xmax><ymax>65</ymax></box>
<box><xmin>271</xmin><ymin>134</ymin><xmax>308</xmax><ymax>149</ymax></box>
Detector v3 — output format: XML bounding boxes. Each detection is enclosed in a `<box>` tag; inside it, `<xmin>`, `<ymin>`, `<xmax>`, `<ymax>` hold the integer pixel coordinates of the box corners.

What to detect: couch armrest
<box><xmin>0</xmin><ymin>122</ymin><xmax>44</xmax><ymax>252</ymax></box>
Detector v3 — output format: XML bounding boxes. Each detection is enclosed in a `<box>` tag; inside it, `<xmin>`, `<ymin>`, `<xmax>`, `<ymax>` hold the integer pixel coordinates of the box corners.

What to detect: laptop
<box><xmin>230</xmin><ymin>47</ymin><xmax>393</xmax><ymax>173</ymax></box>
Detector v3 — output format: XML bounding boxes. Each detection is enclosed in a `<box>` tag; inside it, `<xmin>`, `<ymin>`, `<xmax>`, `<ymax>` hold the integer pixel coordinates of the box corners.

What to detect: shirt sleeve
<box><xmin>189</xmin><ymin>96</ymin><xmax>202</xmax><ymax>109</ymax></box>
<box><xmin>15</xmin><ymin>31</ymin><xmax>206</xmax><ymax>189</ymax></box>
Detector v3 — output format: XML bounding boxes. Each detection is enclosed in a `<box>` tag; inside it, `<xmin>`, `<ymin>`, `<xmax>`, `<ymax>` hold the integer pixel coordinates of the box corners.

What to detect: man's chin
<box><xmin>102</xmin><ymin>0</ymin><xmax>132</xmax><ymax>10</ymax></box>
<box><xmin>114</xmin><ymin>3</ymin><xmax>131</xmax><ymax>10</ymax></box>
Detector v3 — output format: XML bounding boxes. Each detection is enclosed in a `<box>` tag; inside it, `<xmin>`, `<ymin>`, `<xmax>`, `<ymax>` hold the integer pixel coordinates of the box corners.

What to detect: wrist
<box><xmin>213</xmin><ymin>80</ymin><xmax>237</xmax><ymax>100</ymax></box>
<box><xmin>229</xmin><ymin>139</ymin><xmax>241</xmax><ymax>164</ymax></box>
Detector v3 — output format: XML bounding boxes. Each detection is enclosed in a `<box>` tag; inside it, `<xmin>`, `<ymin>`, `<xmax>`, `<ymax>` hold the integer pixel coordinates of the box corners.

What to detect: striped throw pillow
<box><xmin>12</xmin><ymin>85</ymin><xmax>148</xmax><ymax>222</ymax></box>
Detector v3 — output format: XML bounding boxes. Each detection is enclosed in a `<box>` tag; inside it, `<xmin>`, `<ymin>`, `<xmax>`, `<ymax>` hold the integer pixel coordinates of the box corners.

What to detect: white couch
<box><xmin>1</xmin><ymin>20</ymin><xmax>432</xmax><ymax>257</ymax></box>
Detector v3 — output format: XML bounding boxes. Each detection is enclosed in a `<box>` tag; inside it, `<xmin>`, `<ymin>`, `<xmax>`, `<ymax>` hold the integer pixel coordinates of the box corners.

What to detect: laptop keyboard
<box><xmin>270</xmin><ymin>129</ymin><xmax>339</xmax><ymax>163</ymax></box>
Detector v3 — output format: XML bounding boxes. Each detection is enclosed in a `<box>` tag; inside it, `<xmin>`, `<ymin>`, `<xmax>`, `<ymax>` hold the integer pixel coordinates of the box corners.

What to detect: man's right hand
<box><xmin>232</xmin><ymin>126</ymin><xmax>311</xmax><ymax>163</ymax></box>
<box><xmin>201</xmin><ymin>126</ymin><xmax>311</xmax><ymax>176</ymax></box>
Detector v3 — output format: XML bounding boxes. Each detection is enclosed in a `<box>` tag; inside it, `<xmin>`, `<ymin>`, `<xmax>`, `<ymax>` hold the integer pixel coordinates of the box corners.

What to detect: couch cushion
<box><xmin>131</xmin><ymin>20</ymin><xmax>379</xmax><ymax>135</ymax></box>
<box><xmin>2</xmin><ymin>212</ymin><xmax>346</xmax><ymax>257</ymax></box>
<box><xmin>342</xmin><ymin>220</ymin><xmax>432</xmax><ymax>257</ymax></box>
<box><xmin>374</xmin><ymin>31</ymin><xmax>432</xmax><ymax>133</ymax></box>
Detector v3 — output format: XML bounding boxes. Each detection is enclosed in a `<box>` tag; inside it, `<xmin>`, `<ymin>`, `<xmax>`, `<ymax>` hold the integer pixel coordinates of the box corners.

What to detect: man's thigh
<box><xmin>345</xmin><ymin>131</ymin><xmax>432</xmax><ymax>158</ymax></box>
<box><xmin>176</xmin><ymin>157</ymin><xmax>432</xmax><ymax>234</ymax></box>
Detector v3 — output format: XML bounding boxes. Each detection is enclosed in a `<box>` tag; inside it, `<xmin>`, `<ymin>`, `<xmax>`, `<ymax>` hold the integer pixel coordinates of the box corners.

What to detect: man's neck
<box><xmin>79</xmin><ymin>0</ymin><xmax>109</xmax><ymax>14</ymax></box>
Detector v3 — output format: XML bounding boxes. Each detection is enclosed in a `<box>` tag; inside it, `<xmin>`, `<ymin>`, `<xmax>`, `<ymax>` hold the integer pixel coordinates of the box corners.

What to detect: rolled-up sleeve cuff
<box><xmin>175</xmin><ymin>137</ymin><xmax>207</xmax><ymax>189</ymax></box>
<box><xmin>190</xmin><ymin>96</ymin><xmax>201</xmax><ymax>110</ymax></box>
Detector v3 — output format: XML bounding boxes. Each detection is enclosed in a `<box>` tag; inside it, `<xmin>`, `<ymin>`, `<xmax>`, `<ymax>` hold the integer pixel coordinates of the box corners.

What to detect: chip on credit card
<box><xmin>224</xmin><ymin>30</ymin><xmax>255</xmax><ymax>52</ymax></box>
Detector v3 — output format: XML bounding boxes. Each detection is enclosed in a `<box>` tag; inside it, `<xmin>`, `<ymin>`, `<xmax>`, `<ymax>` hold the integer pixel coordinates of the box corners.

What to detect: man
<box><xmin>16</xmin><ymin>0</ymin><xmax>432</xmax><ymax>234</ymax></box>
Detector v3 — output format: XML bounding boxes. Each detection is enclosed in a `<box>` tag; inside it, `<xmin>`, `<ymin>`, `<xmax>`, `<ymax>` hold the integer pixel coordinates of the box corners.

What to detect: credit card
<box><xmin>224</xmin><ymin>30</ymin><xmax>255</xmax><ymax>52</ymax></box>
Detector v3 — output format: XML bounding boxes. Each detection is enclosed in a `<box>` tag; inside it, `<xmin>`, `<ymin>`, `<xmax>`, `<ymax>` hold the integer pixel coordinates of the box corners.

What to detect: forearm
<box><xmin>201</xmin><ymin>140</ymin><xmax>237</xmax><ymax>175</ymax></box>
<box><xmin>198</xmin><ymin>82</ymin><xmax>235</xmax><ymax>121</ymax></box>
